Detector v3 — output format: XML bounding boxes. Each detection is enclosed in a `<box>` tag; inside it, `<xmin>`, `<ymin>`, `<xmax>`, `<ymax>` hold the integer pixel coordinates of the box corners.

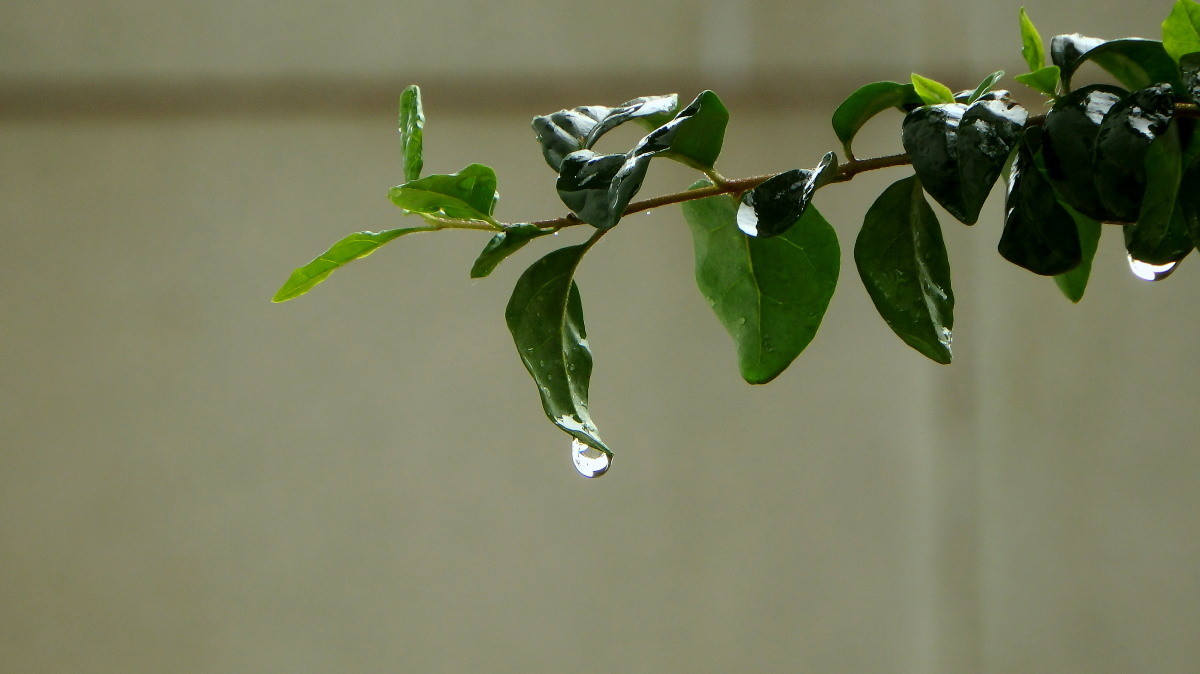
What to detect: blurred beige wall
<box><xmin>2</xmin><ymin>1</ymin><xmax>1197</xmax><ymax>672</ymax></box>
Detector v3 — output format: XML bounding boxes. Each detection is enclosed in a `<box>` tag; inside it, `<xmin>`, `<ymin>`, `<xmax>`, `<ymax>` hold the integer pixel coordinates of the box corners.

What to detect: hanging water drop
<box><xmin>571</xmin><ymin>438</ymin><xmax>611</xmax><ymax>478</ymax></box>
<box><xmin>1127</xmin><ymin>254</ymin><xmax>1179</xmax><ymax>281</ymax></box>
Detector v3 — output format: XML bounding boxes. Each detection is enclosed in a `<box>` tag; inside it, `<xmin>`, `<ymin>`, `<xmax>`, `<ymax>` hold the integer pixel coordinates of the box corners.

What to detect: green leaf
<box><xmin>682</xmin><ymin>180</ymin><xmax>840</xmax><ymax>385</ymax></box>
<box><xmin>272</xmin><ymin>227</ymin><xmax>429</xmax><ymax>302</ymax></box>
<box><xmin>998</xmin><ymin>129</ymin><xmax>1083</xmax><ymax>275</ymax></box>
<box><xmin>1014</xmin><ymin>65</ymin><xmax>1061</xmax><ymax>97</ymax></box>
<box><xmin>967</xmin><ymin>71</ymin><xmax>1006</xmax><ymax>104</ymax></box>
<box><xmin>398</xmin><ymin>85</ymin><xmax>424</xmax><ymax>182</ymax></box>
<box><xmin>855</xmin><ymin>175</ymin><xmax>954</xmax><ymax>364</ymax></box>
<box><xmin>388</xmin><ymin>164</ymin><xmax>499</xmax><ymax>223</ymax></box>
<box><xmin>736</xmin><ymin>152</ymin><xmax>838</xmax><ymax>238</ymax></box>
<box><xmin>555</xmin><ymin>150</ymin><xmax>652</xmax><ymax>230</ymax></box>
<box><xmin>911</xmin><ymin>73</ymin><xmax>956</xmax><ymax>105</ymax></box>
<box><xmin>505</xmin><ymin>243</ymin><xmax>609</xmax><ymax>454</ymax></box>
<box><xmin>1060</xmin><ymin>38</ymin><xmax>1183</xmax><ymax>92</ymax></box>
<box><xmin>1019</xmin><ymin>7</ymin><xmax>1046</xmax><ymax>72</ymax></box>
<box><xmin>1181</xmin><ymin>151</ymin><xmax>1200</xmax><ymax>247</ymax></box>
<box><xmin>1041</xmin><ymin>84</ymin><xmax>1127</xmax><ymax>221</ymax></box>
<box><xmin>1181</xmin><ymin>52</ymin><xmax>1200</xmax><ymax>101</ymax></box>
<box><xmin>1051</xmin><ymin>33</ymin><xmax>1107</xmax><ymax>71</ymax></box>
<box><xmin>638</xmin><ymin>90</ymin><xmax>729</xmax><ymax>170</ymax></box>
<box><xmin>1163</xmin><ymin>0</ymin><xmax>1200</xmax><ymax>63</ymax></box>
<box><xmin>470</xmin><ymin>224</ymin><xmax>553</xmax><ymax>278</ymax></box>
<box><xmin>1054</xmin><ymin>204</ymin><xmax>1102</xmax><ymax>302</ymax></box>
<box><xmin>1094</xmin><ymin>84</ymin><xmax>1176</xmax><ymax>223</ymax></box>
<box><xmin>1123</xmin><ymin>123</ymin><xmax>1193</xmax><ymax>265</ymax></box>
<box><xmin>531</xmin><ymin>94</ymin><xmax>679</xmax><ymax>171</ymax></box>
<box><xmin>901</xmin><ymin>98</ymin><xmax>1028</xmax><ymax>224</ymax></box>
<box><xmin>830</xmin><ymin>81</ymin><xmax>922</xmax><ymax>157</ymax></box>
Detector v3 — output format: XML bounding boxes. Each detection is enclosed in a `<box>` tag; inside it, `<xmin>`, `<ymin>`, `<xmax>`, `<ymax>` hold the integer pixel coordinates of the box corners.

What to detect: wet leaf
<box><xmin>831</xmin><ymin>81</ymin><xmax>922</xmax><ymax>157</ymax></box>
<box><xmin>967</xmin><ymin>71</ymin><xmax>1006</xmax><ymax>104</ymax></box>
<box><xmin>505</xmin><ymin>243</ymin><xmax>609</xmax><ymax>454</ymax></box>
<box><xmin>1182</xmin><ymin>150</ymin><xmax>1200</xmax><ymax>246</ymax></box>
<box><xmin>1181</xmin><ymin>52</ymin><xmax>1200</xmax><ymax>101</ymax></box>
<box><xmin>1051</xmin><ymin>33</ymin><xmax>1107</xmax><ymax>71</ymax></box>
<box><xmin>637</xmin><ymin>90</ymin><xmax>729</xmax><ymax>170</ymax></box>
<box><xmin>399</xmin><ymin>85</ymin><xmax>424</xmax><ymax>182</ymax></box>
<box><xmin>1060</xmin><ymin>37</ymin><xmax>1182</xmax><ymax>91</ymax></box>
<box><xmin>531</xmin><ymin>94</ymin><xmax>679</xmax><ymax>171</ymax></box>
<box><xmin>736</xmin><ymin>152</ymin><xmax>838</xmax><ymax>238</ymax></box>
<box><xmin>901</xmin><ymin>98</ymin><xmax>1028</xmax><ymax>224</ymax></box>
<box><xmin>1094</xmin><ymin>84</ymin><xmax>1176</xmax><ymax>222</ymax></box>
<box><xmin>1163</xmin><ymin>0</ymin><xmax>1200</xmax><ymax>63</ymax></box>
<box><xmin>1019</xmin><ymin>7</ymin><xmax>1046</xmax><ymax>72</ymax></box>
<box><xmin>911</xmin><ymin>73</ymin><xmax>956</xmax><ymax>105</ymax></box>
<box><xmin>388</xmin><ymin>164</ymin><xmax>499</xmax><ymax>223</ymax></box>
<box><xmin>999</xmin><ymin>129</ymin><xmax>1083</xmax><ymax>275</ymax></box>
<box><xmin>1014</xmin><ymin>65</ymin><xmax>1061</xmax><ymax>97</ymax></box>
<box><xmin>1053</xmin><ymin>204</ymin><xmax>1103</xmax><ymax>302</ymax></box>
<box><xmin>1123</xmin><ymin>124</ymin><xmax>1193</xmax><ymax>264</ymax></box>
<box><xmin>682</xmin><ymin>180</ymin><xmax>840</xmax><ymax>385</ymax></box>
<box><xmin>1041</xmin><ymin>84</ymin><xmax>1127</xmax><ymax>221</ymax></box>
<box><xmin>855</xmin><ymin>175</ymin><xmax>954</xmax><ymax>364</ymax></box>
<box><xmin>273</xmin><ymin>227</ymin><xmax>429</xmax><ymax>302</ymax></box>
<box><xmin>469</xmin><ymin>223</ymin><xmax>553</xmax><ymax>278</ymax></box>
<box><xmin>556</xmin><ymin>150</ymin><xmax>652</xmax><ymax>230</ymax></box>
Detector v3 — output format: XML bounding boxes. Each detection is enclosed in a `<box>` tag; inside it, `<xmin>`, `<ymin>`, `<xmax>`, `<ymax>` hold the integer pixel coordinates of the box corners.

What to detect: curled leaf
<box><xmin>531</xmin><ymin>94</ymin><xmax>679</xmax><ymax>171</ymax></box>
<box><xmin>911</xmin><ymin>73</ymin><xmax>956</xmax><ymax>105</ymax></box>
<box><xmin>736</xmin><ymin>152</ymin><xmax>838</xmax><ymax>238</ymax></box>
<box><xmin>1094</xmin><ymin>84</ymin><xmax>1176</xmax><ymax>222</ymax></box>
<box><xmin>831</xmin><ymin>81</ymin><xmax>922</xmax><ymax>157</ymax></box>
<box><xmin>399</xmin><ymin>85</ymin><xmax>424</xmax><ymax>182</ymax></box>
<box><xmin>999</xmin><ymin>128</ymin><xmax>1083</xmax><ymax>275</ymax></box>
<box><xmin>1041</xmin><ymin>84</ymin><xmax>1127</xmax><ymax>221</ymax></box>
<box><xmin>1019</xmin><ymin>7</ymin><xmax>1047</xmax><ymax>72</ymax></box>
<box><xmin>470</xmin><ymin>224</ymin><xmax>553</xmax><ymax>278</ymax></box>
<box><xmin>388</xmin><ymin>164</ymin><xmax>499</xmax><ymax>223</ymax></box>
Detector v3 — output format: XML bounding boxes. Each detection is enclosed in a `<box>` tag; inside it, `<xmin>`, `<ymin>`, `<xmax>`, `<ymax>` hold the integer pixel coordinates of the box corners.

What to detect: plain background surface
<box><xmin>3</xmin><ymin>1</ymin><xmax>1198</xmax><ymax>672</ymax></box>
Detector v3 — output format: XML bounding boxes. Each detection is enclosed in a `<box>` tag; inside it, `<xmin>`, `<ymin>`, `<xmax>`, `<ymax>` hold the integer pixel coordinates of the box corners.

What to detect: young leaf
<box><xmin>531</xmin><ymin>94</ymin><xmax>679</xmax><ymax>171</ymax></box>
<box><xmin>1019</xmin><ymin>7</ymin><xmax>1046</xmax><ymax>72</ymax></box>
<box><xmin>505</xmin><ymin>243</ymin><xmax>609</xmax><ymax>454</ymax></box>
<box><xmin>736</xmin><ymin>152</ymin><xmax>838</xmax><ymax>238</ymax></box>
<box><xmin>388</xmin><ymin>164</ymin><xmax>500</xmax><ymax>223</ymax></box>
<box><xmin>273</xmin><ymin>227</ymin><xmax>430</xmax><ymax>302</ymax></box>
<box><xmin>1094</xmin><ymin>84</ymin><xmax>1176</xmax><ymax>222</ymax></box>
<box><xmin>1054</xmin><ymin>205</ymin><xmax>1103</xmax><ymax>302</ymax></box>
<box><xmin>637</xmin><ymin>90</ymin><xmax>729</xmax><ymax>170</ymax></box>
<box><xmin>999</xmin><ymin>129</ymin><xmax>1083</xmax><ymax>275</ymax></box>
<box><xmin>855</xmin><ymin>175</ymin><xmax>954</xmax><ymax>364</ymax></box>
<box><xmin>911</xmin><ymin>73</ymin><xmax>956</xmax><ymax>105</ymax></box>
<box><xmin>1060</xmin><ymin>38</ymin><xmax>1183</xmax><ymax>92</ymax></box>
<box><xmin>399</xmin><ymin>85</ymin><xmax>424</xmax><ymax>182</ymax></box>
<box><xmin>830</xmin><ymin>81</ymin><xmax>922</xmax><ymax>157</ymax></box>
<box><xmin>469</xmin><ymin>224</ymin><xmax>553</xmax><ymax>278</ymax></box>
<box><xmin>1163</xmin><ymin>0</ymin><xmax>1200</xmax><ymax>63</ymax></box>
<box><xmin>967</xmin><ymin>71</ymin><xmax>1006</xmax><ymax>104</ymax></box>
<box><xmin>1014</xmin><ymin>66</ymin><xmax>1060</xmax><ymax>97</ymax></box>
<box><xmin>1040</xmin><ymin>84</ymin><xmax>1127</xmax><ymax>221</ymax></box>
<box><xmin>682</xmin><ymin>180</ymin><xmax>840</xmax><ymax>385</ymax></box>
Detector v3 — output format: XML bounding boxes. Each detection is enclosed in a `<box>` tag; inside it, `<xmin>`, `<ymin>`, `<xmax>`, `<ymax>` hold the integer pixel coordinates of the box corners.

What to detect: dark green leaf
<box><xmin>911</xmin><ymin>73</ymin><xmax>956</xmax><ymax>105</ymax></box>
<box><xmin>1054</xmin><ymin>204</ymin><xmax>1103</xmax><ymax>302</ymax></box>
<box><xmin>1182</xmin><ymin>149</ymin><xmax>1200</xmax><ymax>246</ymax></box>
<box><xmin>1014</xmin><ymin>66</ymin><xmax>1061</xmax><ymax>97</ymax></box>
<box><xmin>831</xmin><ymin>81</ymin><xmax>922</xmax><ymax>157</ymax></box>
<box><xmin>469</xmin><ymin>224</ymin><xmax>553</xmax><ymax>278</ymax></box>
<box><xmin>273</xmin><ymin>227</ymin><xmax>429</xmax><ymax>302</ymax></box>
<box><xmin>682</xmin><ymin>180</ymin><xmax>840</xmax><ymax>385</ymax></box>
<box><xmin>1163</xmin><ymin>0</ymin><xmax>1200</xmax><ymax>63</ymax></box>
<box><xmin>505</xmin><ymin>243</ymin><xmax>609</xmax><ymax>454</ymax></box>
<box><xmin>1041</xmin><ymin>84</ymin><xmax>1127</xmax><ymax>221</ymax></box>
<box><xmin>967</xmin><ymin>71</ymin><xmax>1006</xmax><ymax>104</ymax></box>
<box><xmin>901</xmin><ymin>98</ymin><xmax>1028</xmax><ymax>224</ymax></box>
<box><xmin>555</xmin><ymin>150</ymin><xmax>652</xmax><ymax>230</ymax></box>
<box><xmin>736</xmin><ymin>152</ymin><xmax>838</xmax><ymax>238</ymax></box>
<box><xmin>399</xmin><ymin>85</ymin><xmax>424</xmax><ymax>182</ymax></box>
<box><xmin>855</xmin><ymin>175</ymin><xmax>954</xmax><ymax>364</ymax></box>
<box><xmin>1060</xmin><ymin>38</ymin><xmax>1183</xmax><ymax>91</ymax></box>
<box><xmin>388</xmin><ymin>164</ymin><xmax>499</xmax><ymax>223</ymax></box>
<box><xmin>999</xmin><ymin>129</ymin><xmax>1083</xmax><ymax>275</ymax></box>
<box><xmin>1094</xmin><ymin>84</ymin><xmax>1176</xmax><ymax>222</ymax></box>
<box><xmin>1051</xmin><ymin>33</ymin><xmax>1107</xmax><ymax>71</ymax></box>
<box><xmin>531</xmin><ymin>94</ymin><xmax>679</xmax><ymax>171</ymax></box>
<box><xmin>1019</xmin><ymin>7</ymin><xmax>1046</xmax><ymax>72</ymax></box>
<box><xmin>1123</xmin><ymin>123</ymin><xmax>1193</xmax><ymax>264</ymax></box>
<box><xmin>1181</xmin><ymin>52</ymin><xmax>1200</xmax><ymax>101</ymax></box>
<box><xmin>637</xmin><ymin>90</ymin><xmax>729</xmax><ymax>170</ymax></box>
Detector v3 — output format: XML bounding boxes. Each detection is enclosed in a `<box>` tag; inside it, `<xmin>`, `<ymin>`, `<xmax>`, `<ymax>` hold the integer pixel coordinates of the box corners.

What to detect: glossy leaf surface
<box><xmin>855</xmin><ymin>176</ymin><xmax>954</xmax><ymax>364</ymax></box>
<box><xmin>1181</xmin><ymin>52</ymin><xmax>1200</xmax><ymax>101</ymax></box>
<box><xmin>1123</xmin><ymin>125</ymin><xmax>1192</xmax><ymax>264</ymax></box>
<box><xmin>682</xmin><ymin>181</ymin><xmax>840</xmax><ymax>385</ymax></box>
<box><xmin>531</xmin><ymin>94</ymin><xmax>678</xmax><ymax>171</ymax></box>
<box><xmin>273</xmin><ymin>227</ymin><xmax>427</xmax><ymax>302</ymax></box>
<box><xmin>831</xmin><ymin>81</ymin><xmax>922</xmax><ymax>156</ymax></box>
<box><xmin>582</xmin><ymin>94</ymin><xmax>680</xmax><ymax>147</ymax></box>
<box><xmin>1163</xmin><ymin>0</ymin><xmax>1200</xmax><ymax>63</ymax></box>
<box><xmin>1054</xmin><ymin>205</ymin><xmax>1103</xmax><ymax>302</ymax></box>
<box><xmin>399</xmin><ymin>85</ymin><xmax>424</xmax><ymax>182</ymax></box>
<box><xmin>999</xmin><ymin>129</ymin><xmax>1083</xmax><ymax>275</ymax></box>
<box><xmin>911</xmin><ymin>73</ymin><xmax>956</xmax><ymax>105</ymax></box>
<box><xmin>470</xmin><ymin>224</ymin><xmax>553</xmax><ymax>278</ymax></box>
<box><xmin>736</xmin><ymin>152</ymin><xmax>837</xmax><ymax>238</ymax></box>
<box><xmin>1019</xmin><ymin>7</ymin><xmax>1046</xmax><ymax>72</ymax></box>
<box><xmin>1182</xmin><ymin>150</ymin><xmax>1200</xmax><ymax>246</ymax></box>
<box><xmin>1094</xmin><ymin>84</ymin><xmax>1176</xmax><ymax>222</ymax></box>
<box><xmin>388</xmin><ymin>164</ymin><xmax>499</xmax><ymax>223</ymax></box>
<box><xmin>1014</xmin><ymin>66</ymin><xmax>1061</xmax><ymax>97</ymax></box>
<box><xmin>902</xmin><ymin>99</ymin><xmax>1027</xmax><ymax>224</ymax></box>
<box><xmin>556</xmin><ymin>150</ymin><xmax>651</xmax><ymax>230</ymax></box>
<box><xmin>1041</xmin><ymin>84</ymin><xmax>1127</xmax><ymax>221</ymax></box>
<box><xmin>1060</xmin><ymin>38</ymin><xmax>1182</xmax><ymax>91</ymax></box>
<box><xmin>505</xmin><ymin>244</ymin><xmax>608</xmax><ymax>453</ymax></box>
<box><xmin>637</xmin><ymin>90</ymin><xmax>729</xmax><ymax>170</ymax></box>
<box><xmin>1051</xmin><ymin>33</ymin><xmax>1107</xmax><ymax>71</ymax></box>
<box><xmin>967</xmin><ymin>71</ymin><xmax>1006</xmax><ymax>104</ymax></box>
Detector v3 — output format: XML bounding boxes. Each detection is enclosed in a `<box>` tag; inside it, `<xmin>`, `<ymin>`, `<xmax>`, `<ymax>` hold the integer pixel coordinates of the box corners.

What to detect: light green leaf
<box><xmin>388</xmin><ymin>164</ymin><xmax>499</xmax><ymax>223</ymax></box>
<box><xmin>831</xmin><ymin>81</ymin><xmax>923</xmax><ymax>157</ymax></box>
<box><xmin>505</xmin><ymin>243</ymin><xmax>609</xmax><ymax>454</ymax></box>
<box><xmin>967</xmin><ymin>71</ymin><xmax>1006</xmax><ymax>104</ymax></box>
<box><xmin>273</xmin><ymin>227</ymin><xmax>430</xmax><ymax>302</ymax></box>
<box><xmin>911</xmin><ymin>73</ymin><xmax>956</xmax><ymax>105</ymax></box>
<box><xmin>470</xmin><ymin>224</ymin><xmax>553</xmax><ymax>278</ymax></box>
<box><xmin>1054</xmin><ymin>204</ymin><xmax>1102</xmax><ymax>302</ymax></box>
<box><xmin>1019</xmin><ymin>7</ymin><xmax>1046</xmax><ymax>72</ymax></box>
<box><xmin>399</xmin><ymin>85</ymin><xmax>424</xmax><ymax>182</ymax></box>
<box><xmin>1163</xmin><ymin>0</ymin><xmax>1200</xmax><ymax>63</ymax></box>
<box><xmin>682</xmin><ymin>180</ymin><xmax>840</xmax><ymax>384</ymax></box>
<box><xmin>1014</xmin><ymin>65</ymin><xmax>1061</xmax><ymax>96</ymax></box>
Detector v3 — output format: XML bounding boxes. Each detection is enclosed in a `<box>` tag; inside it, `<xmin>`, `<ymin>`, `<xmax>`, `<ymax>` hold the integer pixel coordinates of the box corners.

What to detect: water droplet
<box><xmin>1127</xmin><ymin>254</ymin><xmax>1179</xmax><ymax>281</ymax></box>
<box><xmin>706</xmin><ymin>296</ymin><xmax>716</xmax><ymax>307</ymax></box>
<box><xmin>571</xmin><ymin>438</ymin><xmax>611</xmax><ymax>478</ymax></box>
<box><xmin>736</xmin><ymin>317</ymin><xmax>746</xmax><ymax>325</ymax></box>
